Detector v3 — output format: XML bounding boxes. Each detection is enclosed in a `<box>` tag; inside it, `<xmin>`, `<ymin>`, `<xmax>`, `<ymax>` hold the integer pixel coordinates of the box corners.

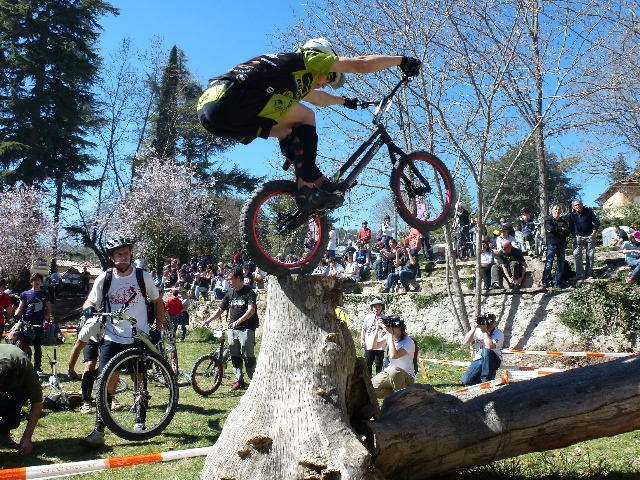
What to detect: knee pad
<box><xmin>280</xmin><ymin>125</ymin><xmax>322</xmax><ymax>182</ymax></box>
<box><xmin>231</xmin><ymin>356</ymin><xmax>244</xmax><ymax>370</ymax></box>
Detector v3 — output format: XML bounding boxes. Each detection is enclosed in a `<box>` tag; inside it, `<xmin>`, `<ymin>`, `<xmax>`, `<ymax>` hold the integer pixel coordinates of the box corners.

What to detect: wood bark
<box><xmin>201</xmin><ymin>275</ymin><xmax>380</xmax><ymax>480</ymax></box>
<box><xmin>202</xmin><ymin>275</ymin><xmax>640</xmax><ymax>479</ymax></box>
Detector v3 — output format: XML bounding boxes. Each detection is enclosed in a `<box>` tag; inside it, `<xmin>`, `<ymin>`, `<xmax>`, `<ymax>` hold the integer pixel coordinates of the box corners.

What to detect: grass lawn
<box><xmin>0</xmin><ymin>331</ymin><xmax>638</xmax><ymax>479</ymax></box>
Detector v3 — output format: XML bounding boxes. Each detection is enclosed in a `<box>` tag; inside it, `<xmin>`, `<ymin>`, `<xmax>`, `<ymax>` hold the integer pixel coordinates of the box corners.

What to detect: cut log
<box><xmin>367</xmin><ymin>355</ymin><xmax>640</xmax><ymax>479</ymax></box>
<box><xmin>201</xmin><ymin>275</ymin><xmax>379</xmax><ymax>480</ymax></box>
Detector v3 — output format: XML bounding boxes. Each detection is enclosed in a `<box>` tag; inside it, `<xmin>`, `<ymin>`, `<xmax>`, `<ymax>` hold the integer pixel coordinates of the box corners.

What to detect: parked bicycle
<box><xmin>533</xmin><ymin>218</ymin><xmax>546</xmax><ymax>257</ymax></box>
<box><xmin>92</xmin><ymin>293</ymin><xmax>179</xmax><ymax>441</ymax></box>
<box><xmin>155</xmin><ymin>318</ymin><xmax>191</xmax><ymax>387</ymax></box>
<box><xmin>191</xmin><ymin>327</ymin><xmax>230</xmax><ymax>396</ymax></box>
<box><xmin>240</xmin><ymin>73</ymin><xmax>456</xmax><ymax>276</ymax></box>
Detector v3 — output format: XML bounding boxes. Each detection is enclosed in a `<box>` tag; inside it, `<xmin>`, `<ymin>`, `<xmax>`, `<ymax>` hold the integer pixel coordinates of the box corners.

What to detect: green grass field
<box><xmin>0</xmin><ymin>331</ymin><xmax>638</xmax><ymax>479</ymax></box>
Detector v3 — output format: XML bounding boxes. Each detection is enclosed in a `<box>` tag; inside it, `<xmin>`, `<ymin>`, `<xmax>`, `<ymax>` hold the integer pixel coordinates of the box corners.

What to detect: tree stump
<box><xmin>201</xmin><ymin>275</ymin><xmax>379</xmax><ymax>480</ymax></box>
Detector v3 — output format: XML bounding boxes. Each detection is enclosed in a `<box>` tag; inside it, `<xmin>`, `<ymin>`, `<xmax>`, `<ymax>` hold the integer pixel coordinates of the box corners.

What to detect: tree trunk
<box><xmin>366</xmin><ymin>355</ymin><xmax>640</xmax><ymax>479</ymax></box>
<box><xmin>202</xmin><ymin>276</ymin><xmax>640</xmax><ymax>479</ymax></box>
<box><xmin>201</xmin><ymin>275</ymin><xmax>380</xmax><ymax>480</ymax></box>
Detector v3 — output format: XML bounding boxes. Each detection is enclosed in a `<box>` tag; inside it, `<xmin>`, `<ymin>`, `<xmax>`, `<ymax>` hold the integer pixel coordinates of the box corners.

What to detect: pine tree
<box><xmin>0</xmin><ymin>0</ymin><xmax>118</xmax><ymax>246</ymax></box>
<box><xmin>610</xmin><ymin>153</ymin><xmax>630</xmax><ymax>183</ymax></box>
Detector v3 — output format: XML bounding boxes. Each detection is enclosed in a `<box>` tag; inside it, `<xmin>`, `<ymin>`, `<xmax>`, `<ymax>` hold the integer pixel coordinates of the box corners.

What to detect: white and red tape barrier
<box><xmin>0</xmin><ymin>446</ymin><xmax>211</xmax><ymax>479</ymax></box>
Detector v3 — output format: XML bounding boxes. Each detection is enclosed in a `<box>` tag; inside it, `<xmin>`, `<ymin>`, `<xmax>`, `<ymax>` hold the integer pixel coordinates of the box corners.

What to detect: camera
<box><xmin>382</xmin><ymin>315</ymin><xmax>403</xmax><ymax>328</ymax></box>
<box><xmin>475</xmin><ymin>313</ymin><xmax>496</xmax><ymax>325</ymax></box>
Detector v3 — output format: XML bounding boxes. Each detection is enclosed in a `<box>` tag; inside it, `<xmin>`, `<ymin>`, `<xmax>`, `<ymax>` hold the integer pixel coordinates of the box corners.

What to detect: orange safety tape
<box><xmin>0</xmin><ymin>467</ymin><xmax>26</xmax><ymax>480</ymax></box>
<box><xmin>107</xmin><ymin>453</ymin><xmax>163</xmax><ymax>468</ymax></box>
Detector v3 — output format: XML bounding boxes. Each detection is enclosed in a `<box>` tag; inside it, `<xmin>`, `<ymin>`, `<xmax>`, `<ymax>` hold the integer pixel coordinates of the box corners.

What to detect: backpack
<box><xmin>41</xmin><ymin>321</ymin><xmax>62</xmax><ymax>346</ymax></box>
<box><xmin>102</xmin><ymin>268</ymin><xmax>155</xmax><ymax>322</ymax></box>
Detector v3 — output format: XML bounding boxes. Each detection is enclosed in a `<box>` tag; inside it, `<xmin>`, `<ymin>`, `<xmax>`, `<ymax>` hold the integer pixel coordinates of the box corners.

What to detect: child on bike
<box><xmin>197</xmin><ymin>38</ymin><xmax>420</xmax><ymax>211</ymax></box>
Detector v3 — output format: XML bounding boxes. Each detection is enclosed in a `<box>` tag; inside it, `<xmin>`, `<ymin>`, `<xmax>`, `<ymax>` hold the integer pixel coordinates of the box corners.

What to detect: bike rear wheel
<box><xmin>240</xmin><ymin>180</ymin><xmax>329</xmax><ymax>276</ymax></box>
<box><xmin>191</xmin><ymin>354</ymin><xmax>223</xmax><ymax>396</ymax></box>
<box><xmin>390</xmin><ymin>151</ymin><xmax>455</xmax><ymax>231</ymax></box>
<box><xmin>96</xmin><ymin>348</ymin><xmax>178</xmax><ymax>441</ymax></box>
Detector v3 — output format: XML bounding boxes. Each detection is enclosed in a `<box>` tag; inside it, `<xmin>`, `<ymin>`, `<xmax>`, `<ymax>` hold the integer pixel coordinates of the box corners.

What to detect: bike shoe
<box><xmin>134</xmin><ymin>423</ymin><xmax>146</xmax><ymax>432</ymax></box>
<box><xmin>79</xmin><ymin>402</ymin><xmax>93</xmax><ymax>414</ymax></box>
<box><xmin>295</xmin><ymin>186</ymin><xmax>344</xmax><ymax>211</ymax></box>
<box><xmin>230</xmin><ymin>380</ymin><xmax>246</xmax><ymax>391</ymax></box>
<box><xmin>79</xmin><ymin>430</ymin><xmax>105</xmax><ymax>448</ymax></box>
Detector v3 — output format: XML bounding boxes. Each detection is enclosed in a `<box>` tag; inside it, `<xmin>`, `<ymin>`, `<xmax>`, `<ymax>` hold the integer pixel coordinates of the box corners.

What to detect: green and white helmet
<box><xmin>302</xmin><ymin>38</ymin><xmax>345</xmax><ymax>89</ymax></box>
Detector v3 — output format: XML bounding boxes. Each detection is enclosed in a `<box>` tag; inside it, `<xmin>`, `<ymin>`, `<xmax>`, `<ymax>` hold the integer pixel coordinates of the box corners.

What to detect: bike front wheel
<box><xmin>390</xmin><ymin>151</ymin><xmax>456</xmax><ymax>231</ymax></box>
<box><xmin>191</xmin><ymin>354</ymin><xmax>223</xmax><ymax>396</ymax></box>
<box><xmin>240</xmin><ymin>180</ymin><xmax>329</xmax><ymax>276</ymax></box>
<box><xmin>96</xmin><ymin>348</ymin><xmax>179</xmax><ymax>441</ymax></box>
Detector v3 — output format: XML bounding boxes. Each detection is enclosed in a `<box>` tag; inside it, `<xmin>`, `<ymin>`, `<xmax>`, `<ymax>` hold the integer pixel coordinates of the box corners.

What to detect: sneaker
<box><xmin>111</xmin><ymin>398</ymin><xmax>122</xmax><ymax>411</ymax></box>
<box><xmin>379</xmin><ymin>288</ymin><xmax>390</xmax><ymax>293</ymax></box>
<box><xmin>230</xmin><ymin>380</ymin><xmax>246</xmax><ymax>391</ymax></box>
<box><xmin>79</xmin><ymin>430</ymin><xmax>105</xmax><ymax>448</ymax></box>
<box><xmin>133</xmin><ymin>423</ymin><xmax>146</xmax><ymax>432</ymax></box>
<box><xmin>627</xmin><ymin>275</ymin><xmax>636</xmax><ymax>283</ymax></box>
<box><xmin>295</xmin><ymin>186</ymin><xmax>344</xmax><ymax>211</ymax></box>
<box><xmin>402</xmin><ymin>287</ymin><xmax>409</xmax><ymax>293</ymax></box>
<box><xmin>0</xmin><ymin>433</ymin><xmax>18</xmax><ymax>449</ymax></box>
<box><xmin>490</xmin><ymin>283</ymin><xmax>503</xmax><ymax>290</ymax></box>
<box><xmin>569</xmin><ymin>275</ymin><xmax>584</xmax><ymax>281</ymax></box>
<box><xmin>35</xmin><ymin>368</ymin><xmax>44</xmax><ymax>376</ymax></box>
<box><xmin>79</xmin><ymin>402</ymin><xmax>93</xmax><ymax>414</ymax></box>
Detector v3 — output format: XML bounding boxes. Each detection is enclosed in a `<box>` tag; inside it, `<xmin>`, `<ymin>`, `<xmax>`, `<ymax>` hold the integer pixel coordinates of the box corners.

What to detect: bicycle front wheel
<box><xmin>390</xmin><ymin>151</ymin><xmax>456</xmax><ymax>230</ymax></box>
<box><xmin>240</xmin><ymin>180</ymin><xmax>329</xmax><ymax>276</ymax></box>
<box><xmin>96</xmin><ymin>349</ymin><xmax>179</xmax><ymax>441</ymax></box>
<box><xmin>191</xmin><ymin>354</ymin><xmax>223</xmax><ymax>396</ymax></box>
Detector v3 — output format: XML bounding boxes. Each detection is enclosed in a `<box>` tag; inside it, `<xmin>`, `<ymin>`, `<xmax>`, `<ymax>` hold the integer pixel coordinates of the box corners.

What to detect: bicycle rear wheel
<box><xmin>240</xmin><ymin>180</ymin><xmax>329</xmax><ymax>276</ymax></box>
<box><xmin>96</xmin><ymin>348</ymin><xmax>178</xmax><ymax>441</ymax></box>
<box><xmin>191</xmin><ymin>354</ymin><xmax>223</xmax><ymax>396</ymax></box>
<box><xmin>390</xmin><ymin>151</ymin><xmax>456</xmax><ymax>231</ymax></box>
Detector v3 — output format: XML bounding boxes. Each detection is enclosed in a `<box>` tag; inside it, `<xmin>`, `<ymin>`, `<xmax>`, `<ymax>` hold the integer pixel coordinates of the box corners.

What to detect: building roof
<box><xmin>596</xmin><ymin>171</ymin><xmax>640</xmax><ymax>204</ymax></box>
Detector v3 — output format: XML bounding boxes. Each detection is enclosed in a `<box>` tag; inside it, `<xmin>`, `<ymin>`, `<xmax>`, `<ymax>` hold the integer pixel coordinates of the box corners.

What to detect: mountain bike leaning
<box><xmin>92</xmin><ymin>292</ymin><xmax>179</xmax><ymax>441</ymax></box>
<box><xmin>191</xmin><ymin>325</ymin><xmax>230</xmax><ymax>396</ymax></box>
<box><xmin>240</xmin><ymin>70</ymin><xmax>456</xmax><ymax>276</ymax></box>
<box><xmin>155</xmin><ymin>318</ymin><xmax>192</xmax><ymax>387</ymax></box>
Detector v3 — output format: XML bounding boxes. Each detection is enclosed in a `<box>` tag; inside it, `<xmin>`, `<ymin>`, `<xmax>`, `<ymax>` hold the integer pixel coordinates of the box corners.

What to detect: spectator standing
<box><xmin>327</xmin><ymin>224</ymin><xmax>337</xmax><ymax>258</ymax></box>
<box><xmin>461</xmin><ymin>313</ymin><xmax>503</xmax><ymax>386</ymax></box>
<box><xmin>496</xmin><ymin>241</ymin><xmax>527</xmax><ymax>290</ymax></box>
<box><xmin>518</xmin><ymin>208</ymin><xmax>536</xmax><ymax>253</ymax></box>
<box><xmin>69</xmin><ymin>268</ymin><xmax>81</xmax><ymax>296</ymax></box>
<box><xmin>621</xmin><ymin>231</ymin><xmax>640</xmax><ymax>282</ymax></box>
<box><xmin>81</xmin><ymin>267</ymin><xmax>91</xmax><ymax>294</ymax></box>
<box><xmin>357</xmin><ymin>221</ymin><xmax>372</xmax><ymax>249</ymax></box>
<box><xmin>479</xmin><ymin>241</ymin><xmax>497</xmax><ymax>291</ymax></box>
<box><xmin>49</xmin><ymin>268</ymin><xmax>61</xmax><ymax>300</ymax></box>
<box><xmin>0</xmin><ymin>344</ymin><xmax>43</xmax><ymax>453</ymax></box>
<box><xmin>252</xmin><ymin>267</ymin><xmax>265</xmax><ymax>289</ymax></box>
<box><xmin>165</xmin><ymin>290</ymin><xmax>183</xmax><ymax>333</ymax></box>
<box><xmin>355</xmin><ymin>243</ymin><xmax>371</xmax><ymax>280</ymax></box>
<box><xmin>14</xmin><ymin>273</ymin><xmax>52</xmax><ymax>375</ymax></box>
<box><xmin>176</xmin><ymin>289</ymin><xmax>190</xmax><ymax>341</ymax></box>
<box><xmin>380</xmin><ymin>215</ymin><xmax>395</xmax><ymax>248</ymax></box>
<box><xmin>232</xmin><ymin>251</ymin><xmax>243</xmax><ymax>266</ymax></box>
<box><xmin>303</xmin><ymin>231</ymin><xmax>315</xmax><ymax>253</ymax></box>
<box><xmin>360</xmin><ymin>297</ymin><xmax>388</xmax><ymax>376</ymax></box>
<box><xmin>568</xmin><ymin>199</ymin><xmax>600</xmax><ymax>280</ymax></box>
<box><xmin>371</xmin><ymin>316</ymin><xmax>415</xmax><ymax>398</ymax></box>
<box><xmin>499</xmin><ymin>217</ymin><xmax>516</xmax><ymax>237</ymax></box>
<box><xmin>0</xmin><ymin>279</ymin><xmax>14</xmax><ymax>333</ymax></box>
<box><xmin>419</xmin><ymin>211</ymin><xmax>435</xmax><ymax>262</ymax></box>
<box><xmin>542</xmin><ymin>204</ymin><xmax>570</xmax><ymax>288</ymax></box>
<box><xmin>202</xmin><ymin>267</ymin><xmax>259</xmax><ymax>391</ymax></box>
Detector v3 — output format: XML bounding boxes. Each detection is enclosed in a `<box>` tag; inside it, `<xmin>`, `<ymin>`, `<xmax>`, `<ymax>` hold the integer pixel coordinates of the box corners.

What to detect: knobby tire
<box><xmin>240</xmin><ymin>180</ymin><xmax>329</xmax><ymax>276</ymax></box>
<box><xmin>191</xmin><ymin>354</ymin><xmax>223</xmax><ymax>396</ymax></box>
<box><xmin>390</xmin><ymin>151</ymin><xmax>456</xmax><ymax>231</ymax></box>
<box><xmin>96</xmin><ymin>348</ymin><xmax>178</xmax><ymax>441</ymax></box>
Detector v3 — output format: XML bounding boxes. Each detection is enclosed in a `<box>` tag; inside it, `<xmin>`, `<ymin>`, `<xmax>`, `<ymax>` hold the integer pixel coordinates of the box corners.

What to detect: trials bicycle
<box><xmin>92</xmin><ymin>294</ymin><xmax>179</xmax><ymax>441</ymax></box>
<box><xmin>191</xmin><ymin>326</ymin><xmax>230</xmax><ymax>396</ymax></box>
<box><xmin>240</xmin><ymin>73</ymin><xmax>456</xmax><ymax>276</ymax></box>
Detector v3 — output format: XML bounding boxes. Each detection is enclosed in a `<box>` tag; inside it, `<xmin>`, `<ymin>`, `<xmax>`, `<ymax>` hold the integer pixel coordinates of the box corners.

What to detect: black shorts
<box><xmin>197</xmin><ymin>80</ymin><xmax>297</xmax><ymax>145</ymax></box>
<box><xmin>83</xmin><ymin>340</ymin><xmax>100</xmax><ymax>363</ymax></box>
<box><xmin>98</xmin><ymin>340</ymin><xmax>138</xmax><ymax>375</ymax></box>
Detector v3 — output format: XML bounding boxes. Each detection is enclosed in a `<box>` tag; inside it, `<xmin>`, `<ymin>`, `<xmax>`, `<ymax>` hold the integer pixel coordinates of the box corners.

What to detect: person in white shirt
<box><xmin>327</xmin><ymin>225</ymin><xmax>337</xmax><ymax>258</ymax></box>
<box><xmin>327</xmin><ymin>257</ymin><xmax>344</xmax><ymax>277</ymax></box>
<box><xmin>371</xmin><ymin>315</ymin><xmax>415</xmax><ymax>398</ymax></box>
<box><xmin>338</xmin><ymin>251</ymin><xmax>360</xmax><ymax>283</ymax></box>
<box><xmin>462</xmin><ymin>313</ymin><xmax>504</xmax><ymax>386</ymax></box>
<box><xmin>360</xmin><ymin>297</ymin><xmax>388</xmax><ymax>376</ymax></box>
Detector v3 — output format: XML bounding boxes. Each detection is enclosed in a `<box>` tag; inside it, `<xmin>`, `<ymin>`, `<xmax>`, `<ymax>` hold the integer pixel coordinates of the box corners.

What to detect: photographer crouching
<box><xmin>371</xmin><ymin>315</ymin><xmax>415</xmax><ymax>398</ymax></box>
<box><xmin>462</xmin><ymin>313</ymin><xmax>504</xmax><ymax>386</ymax></box>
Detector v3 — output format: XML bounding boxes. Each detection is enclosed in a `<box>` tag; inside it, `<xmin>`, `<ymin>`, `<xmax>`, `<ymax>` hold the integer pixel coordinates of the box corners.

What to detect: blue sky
<box><xmin>94</xmin><ymin>0</ymin><xmax>610</xmax><ymax>226</ymax></box>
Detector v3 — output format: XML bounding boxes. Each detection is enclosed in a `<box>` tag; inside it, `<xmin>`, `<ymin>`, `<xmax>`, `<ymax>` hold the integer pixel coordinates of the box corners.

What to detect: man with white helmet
<box><xmin>360</xmin><ymin>297</ymin><xmax>388</xmax><ymax>376</ymax></box>
<box><xmin>197</xmin><ymin>38</ymin><xmax>421</xmax><ymax>210</ymax></box>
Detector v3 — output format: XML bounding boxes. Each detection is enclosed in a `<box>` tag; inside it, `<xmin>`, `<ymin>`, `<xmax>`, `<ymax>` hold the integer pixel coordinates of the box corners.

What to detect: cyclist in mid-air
<box><xmin>197</xmin><ymin>38</ymin><xmax>421</xmax><ymax>211</ymax></box>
